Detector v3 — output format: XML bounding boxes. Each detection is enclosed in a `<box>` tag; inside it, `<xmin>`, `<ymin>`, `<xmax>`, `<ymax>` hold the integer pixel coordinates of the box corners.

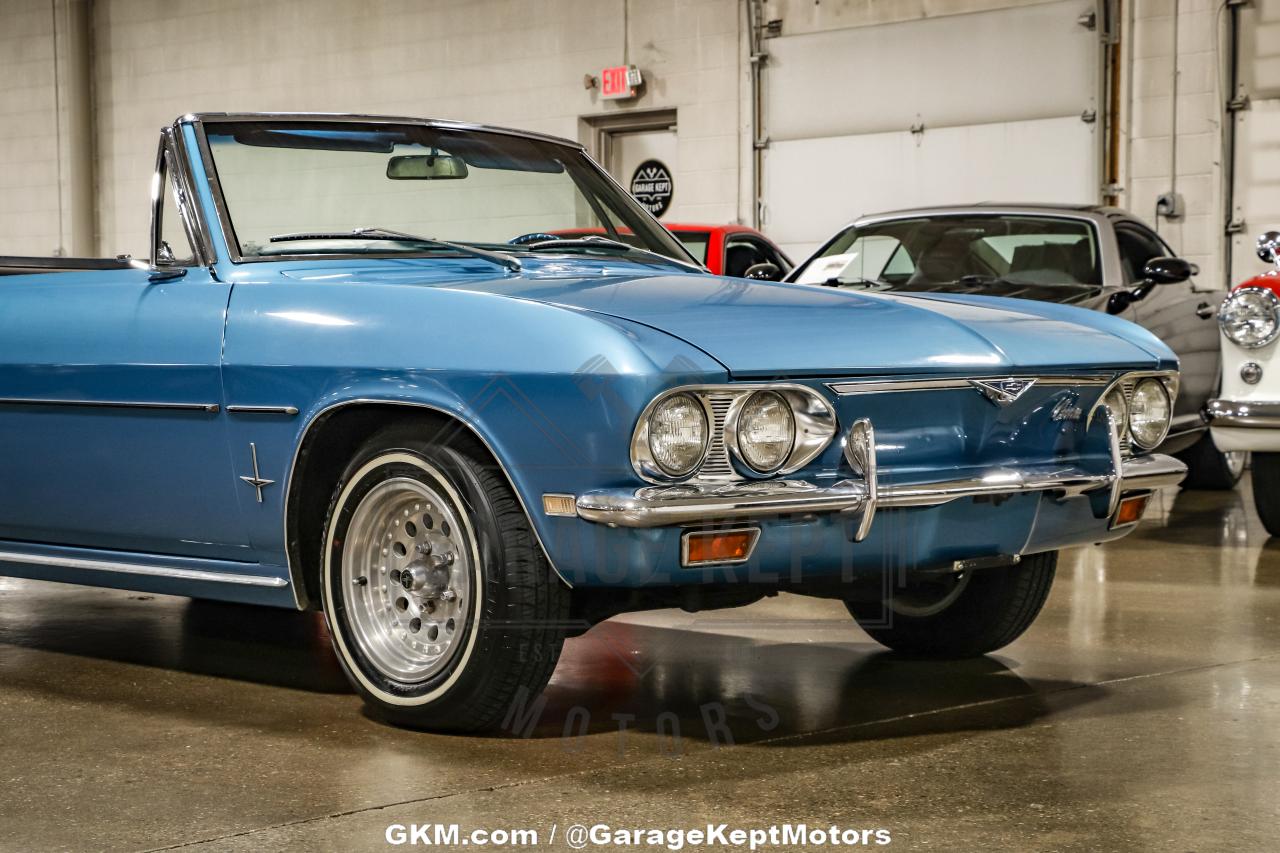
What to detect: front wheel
<box><xmin>1251</xmin><ymin>453</ymin><xmax>1280</xmax><ymax>537</ymax></box>
<box><xmin>321</xmin><ymin>423</ymin><xmax>569</xmax><ymax>731</ymax></box>
<box><xmin>1176</xmin><ymin>432</ymin><xmax>1246</xmax><ymax>490</ymax></box>
<box><xmin>845</xmin><ymin>551</ymin><xmax>1057</xmax><ymax>658</ymax></box>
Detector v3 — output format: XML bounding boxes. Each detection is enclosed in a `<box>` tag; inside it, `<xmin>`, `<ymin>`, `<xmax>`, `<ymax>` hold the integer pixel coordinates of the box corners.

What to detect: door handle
<box><xmin>1195</xmin><ymin>302</ymin><xmax>1216</xmax><ymax>319</ymax></box>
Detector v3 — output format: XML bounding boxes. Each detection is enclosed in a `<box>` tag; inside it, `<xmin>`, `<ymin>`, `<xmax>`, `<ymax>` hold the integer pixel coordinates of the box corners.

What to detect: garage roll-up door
<box><xmin>761</xmin><ymin>0</ymin><xmax>1101</xmax><ymax>259</ymax></box>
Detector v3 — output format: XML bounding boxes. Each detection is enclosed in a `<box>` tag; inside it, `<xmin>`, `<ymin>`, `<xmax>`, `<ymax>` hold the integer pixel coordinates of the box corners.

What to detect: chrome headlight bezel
<box><xmin>630</xmin><ymin>384</ymin><xmax>837</xmax><ymax>483</ymax></box>
<box><xmin>726</xmin><ymin>390</ymin><xmax>796</xmax><ymax>475</ymax></box>
<box><xmin>632</xmin><ymin>392</ymin><xmax>711</xmax><ymax>480</ymax></box>
<box><xmin>1219</xmin><ymin>286</ymin><xmax>1280</xmax><ymax>349</ymax></box>
<box><xmin>1127</xmin><ymin>377</ymin><xmax>1173</xmax><ymax>450</ymax></box>
<box><xmin>1087</xmin><ymin>370</ymin><xmax>1179</xmax><ymax>454</ymax></box>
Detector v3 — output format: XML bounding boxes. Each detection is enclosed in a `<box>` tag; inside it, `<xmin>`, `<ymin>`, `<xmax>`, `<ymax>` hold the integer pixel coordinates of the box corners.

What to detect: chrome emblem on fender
<box><xmin>1051</xmin><ymin>393</ymin><xmax>1084</xmax><ymax>422</ymax></box>
<box><xmin>969</xmin><ymin>378</ymin><xmax>1037</xmax><ymax>407</ymax></box>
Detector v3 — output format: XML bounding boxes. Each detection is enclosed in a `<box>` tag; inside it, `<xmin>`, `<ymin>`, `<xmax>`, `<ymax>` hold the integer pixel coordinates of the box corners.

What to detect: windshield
<box><xmin>201</xmin><ymin>120</ymin><xmax>693</xmax><ymax>264</ymax></box>
<box><xmin>794</xmin><ymin>215</ymin><xmax>1101</xmax><ymax>288</ymax></box>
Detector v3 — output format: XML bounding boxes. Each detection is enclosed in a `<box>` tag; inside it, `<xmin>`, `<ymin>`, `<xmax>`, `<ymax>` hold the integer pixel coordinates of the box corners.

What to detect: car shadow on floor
<box><xmin>482</xmin><ymin>619</ymin><xmax>1111</xmax><ymax>745</ymax></box>
<box><xmin>0</xmin><ymin>583</ymin><xmax>1110</xmax><ymax>744</ymax></box>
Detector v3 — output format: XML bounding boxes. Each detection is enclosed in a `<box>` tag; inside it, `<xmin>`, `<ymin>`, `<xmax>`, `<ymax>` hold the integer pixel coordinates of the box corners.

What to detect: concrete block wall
<box><xmin>0</xmin><ymin>0</ymin><xmax>59</xmax><ymax>256</ymax></box>
<box><xmin>88</xmin><ymin>0</ymin><xmax>742</xmax><ymax>257</ymax></box>
<box><xmin>1125</xmin><ymin>0</ymin><xmax>1228</xmax><ymax>286</ymax></box>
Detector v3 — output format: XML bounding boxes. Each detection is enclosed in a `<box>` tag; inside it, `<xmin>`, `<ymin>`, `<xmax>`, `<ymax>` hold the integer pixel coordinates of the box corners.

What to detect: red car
<box><xmin>552</xmin><ymin>224</ymin><xmax>792</xmax><ymax>279</ymax></box>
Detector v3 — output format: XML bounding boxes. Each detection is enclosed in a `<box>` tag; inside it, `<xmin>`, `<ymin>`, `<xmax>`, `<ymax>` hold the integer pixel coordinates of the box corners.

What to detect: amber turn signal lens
<box><xmin>683</xmin><ymin>529</ymin><xmax>759</xmax><ymax>566</ymax></box>
<box><xmin>1112</xmin><ymin>493</ymin><xmax>1150</xmax><ymax>528</ymax></box>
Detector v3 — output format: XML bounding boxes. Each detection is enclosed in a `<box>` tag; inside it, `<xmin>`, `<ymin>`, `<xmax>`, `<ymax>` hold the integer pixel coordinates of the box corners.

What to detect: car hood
<box><xmin>450</xmin><ymin>273</ymin><xmax>1171</xmax><ymax>378</ymax></box>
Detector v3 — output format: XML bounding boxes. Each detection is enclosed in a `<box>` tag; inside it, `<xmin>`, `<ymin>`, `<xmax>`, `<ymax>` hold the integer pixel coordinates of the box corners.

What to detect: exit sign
<box><xmin>600</xmin><ymin>65</ymin><xmax>643</xmax><ymax>100</ymax></box>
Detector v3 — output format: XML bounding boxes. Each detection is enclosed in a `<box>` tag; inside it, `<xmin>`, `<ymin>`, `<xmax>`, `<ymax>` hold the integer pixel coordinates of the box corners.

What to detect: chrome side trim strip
<box><xmin>226</xmin><ymin>405</ymin><xmax>300</xmax><ymax>416</ymax></box>
<box><xmin>0</xmin><ymin>398</ymin><xmax>219</xmax><ymax>412</ymax></box>
<box><xmin>1205</xmin><ymin>398</ymin><xmax>1280</xmax><ymax>428</ymax></box>
<box><xmin>0</xmin><ymin>550</ymin><xmax>289</xmax><ymax>588</ymax></box>
<box><xmin>826</xmin><ymin>374</ymin><xmax>1112</xmax><ymax>395</ymax></box>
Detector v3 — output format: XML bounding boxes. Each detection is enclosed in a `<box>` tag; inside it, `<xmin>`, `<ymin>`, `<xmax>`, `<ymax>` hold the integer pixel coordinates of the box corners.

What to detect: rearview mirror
<box><xmin>386</xmin><ymin>154</ymin><xmax>469</xmax><ymax>180</ymax></box>
<box><xmin>743</xmin><ymin>262</ymin><xmax>782</xmax><ymax>281</ymax></box>
<box><xmin>1142</xmin><ymin>256</ymin><xmax>1195</xmax><ymax>285</ymax></box>
<box><xmin>1258</xmin><ymin>231</ymin><xmax>1280</xmax><ymax>265</ymax></box>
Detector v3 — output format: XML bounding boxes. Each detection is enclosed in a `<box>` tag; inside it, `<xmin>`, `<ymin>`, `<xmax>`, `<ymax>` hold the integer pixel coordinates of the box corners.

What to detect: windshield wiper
<box><xmin>268</xmin><ymin>227</ymin><xmax>521</xmax><ymax>271</ymax></box>
<box><xmin>522</xmin><ymin>235</ymin><xmax>703</xmax><ymax>272</ymax></box>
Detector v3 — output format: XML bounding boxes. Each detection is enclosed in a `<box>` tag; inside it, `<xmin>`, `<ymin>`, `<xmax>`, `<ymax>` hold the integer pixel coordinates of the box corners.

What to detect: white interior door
<box><xmin>610</xmin><ymin>128</ymin><xmax>681</xmax><ymax>221</ymax></box>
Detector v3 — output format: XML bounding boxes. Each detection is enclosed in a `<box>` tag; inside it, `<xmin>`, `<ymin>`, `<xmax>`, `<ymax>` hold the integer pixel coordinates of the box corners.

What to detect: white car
<box><xmin>1210</xmin><ymin>231</ymin><xmax>1280</xmax><ymax>532</ymax></box>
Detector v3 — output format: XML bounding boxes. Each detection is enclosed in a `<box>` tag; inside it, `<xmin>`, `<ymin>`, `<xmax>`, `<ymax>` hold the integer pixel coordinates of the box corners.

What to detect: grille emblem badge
<box><xmin>969</xmin><ymin>378</ymin><xmax>1036</xmax><ymax>407</ymax></box>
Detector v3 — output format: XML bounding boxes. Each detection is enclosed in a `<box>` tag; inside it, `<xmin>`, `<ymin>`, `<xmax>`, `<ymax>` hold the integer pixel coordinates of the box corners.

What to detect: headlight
<box><xmin>1220</xmin><ymin>287</ymin><xmax>1280</xmax><ymax>348</ymax></box>
<box><xmin>646</xmin><ymin>393</ymin><xmax>708</xmax><ymax>477</ymax></box>
<box><xmin>1102</xmin><ymin>386</ymin><xmax>1128</xmax><ymax>436</ymax></box>
<box><xmin>734</xmin><ymin>390</ymin><xmax>796</xmax><ymax>473</ymax></box>
<box><xmin>1128</xmin><ymin>378</ymin><xmax>1172</xmax><ymax>449</ymax></box>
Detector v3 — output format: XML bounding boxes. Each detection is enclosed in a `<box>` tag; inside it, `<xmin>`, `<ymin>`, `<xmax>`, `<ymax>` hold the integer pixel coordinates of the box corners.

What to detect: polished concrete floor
<box><xmin>1</xmin><ymin>480</ymin><xmax>1278</xmax><ymax>852</ymax></box>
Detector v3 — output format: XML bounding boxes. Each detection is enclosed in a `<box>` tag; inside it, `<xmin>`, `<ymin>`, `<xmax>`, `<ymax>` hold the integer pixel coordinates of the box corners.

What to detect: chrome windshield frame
<box><xmin>182</xmin><ymin>112</ymin><xmax>698</xmax><ymax>267</ymax></box>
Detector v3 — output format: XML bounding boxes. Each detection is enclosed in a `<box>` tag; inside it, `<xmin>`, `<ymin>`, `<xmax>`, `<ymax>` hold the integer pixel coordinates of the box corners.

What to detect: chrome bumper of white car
<box><xmin>575</xmin><ymin>454</ymin><xmax>1187</xmax><ymax>529</ymax></box>
<box><xmin>1206</xmin><ymin>398</ymin><xmax>1280</xmax><ymax>429</ymax></box>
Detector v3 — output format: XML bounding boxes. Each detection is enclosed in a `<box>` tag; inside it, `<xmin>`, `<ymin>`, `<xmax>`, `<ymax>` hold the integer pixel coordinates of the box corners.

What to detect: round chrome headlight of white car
<box><xmin>1220</xmin><ymin>287</ymin><xmax>1280</xmax><ymax>348</ymax></box>
<box><xmin>1127</xmin><ymin>378</ymin><xmax>1172</xmax><ymax>450</ymax></box>
<box><xmin>734</xmin><ymin>390</ymin><xmax>796</xmax><ymax>473</ymax></box>
<box><xmin>645</xmin><ymin>393</ymin><xmax>709</xmax><ymax>477</ymax></box>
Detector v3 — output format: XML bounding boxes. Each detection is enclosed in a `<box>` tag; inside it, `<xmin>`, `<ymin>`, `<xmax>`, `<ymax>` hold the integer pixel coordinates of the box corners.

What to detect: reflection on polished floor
<box><xmin>2</xmin><ymin>480</ymin><xmax>1279</xmax><ymax>851</ymax></box>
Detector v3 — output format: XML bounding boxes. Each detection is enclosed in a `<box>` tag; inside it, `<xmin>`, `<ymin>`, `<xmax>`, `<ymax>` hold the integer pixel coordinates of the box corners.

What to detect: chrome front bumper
<box><xmin>1206</xmin><ymin>399</ymin><xmax>1280</xmax><ymax>429</ymax></box>
<box><xmin>576</xmin><ymin>454</ymin><xmax>1186</xmax><ymax>529</ymax></box>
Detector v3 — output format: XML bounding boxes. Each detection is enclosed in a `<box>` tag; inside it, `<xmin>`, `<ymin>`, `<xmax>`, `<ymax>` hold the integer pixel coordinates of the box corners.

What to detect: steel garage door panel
<box><xmin>763</xmin><ymin>0</ymin><xmax>1097</xmax><ymax>142</ymax></box>
<box><xmin>764</xmin><ymin>116</ymin><xmax>1097</xmax><ymax>259</ymax></box>
<box><xmin>760</xmin><ymin>0</ymin><xmax>1098</xmax><ymax>257</ymax></box>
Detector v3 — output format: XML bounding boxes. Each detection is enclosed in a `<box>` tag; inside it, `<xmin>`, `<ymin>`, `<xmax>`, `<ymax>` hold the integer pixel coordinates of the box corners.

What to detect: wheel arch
<box><xmin>284</xmin><ymin>399</ymin><xmax>568</xmax><ymax>610</ymax></box>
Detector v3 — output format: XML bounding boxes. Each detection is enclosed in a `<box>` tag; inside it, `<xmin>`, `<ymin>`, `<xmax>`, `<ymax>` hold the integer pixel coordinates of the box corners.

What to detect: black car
<box><xmin>788</xmin><ymin>203</ymin><xmax>1238</xmax><ymax>489</ymax></box>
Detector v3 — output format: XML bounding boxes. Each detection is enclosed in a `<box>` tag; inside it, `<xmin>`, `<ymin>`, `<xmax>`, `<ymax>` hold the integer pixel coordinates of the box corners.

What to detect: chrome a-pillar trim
<box><xmin>0</xmin><ymin>549</ymin><xmax>288</xmax><ymax>588</ymax></box>
<box><xmin>1206</xmin><ymin>398</ymin><xmax>1280</xmax><ymax>428</ymax></box>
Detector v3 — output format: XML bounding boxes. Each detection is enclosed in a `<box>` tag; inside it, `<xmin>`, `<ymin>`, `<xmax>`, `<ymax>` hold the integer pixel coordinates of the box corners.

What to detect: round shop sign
<box><xmin>629</xmin><ymin>160</ymin><xmax>673</xmax><ymax>218</ymax></box>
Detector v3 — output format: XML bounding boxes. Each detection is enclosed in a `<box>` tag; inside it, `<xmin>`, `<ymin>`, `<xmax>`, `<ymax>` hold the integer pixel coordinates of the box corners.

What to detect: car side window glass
<box><xmin>158</xmin><ymin>157</ymin><xmax>197</xmax><ymax>266</ymax></box>
<box><xmin>724</xmin><ymin>238</ymin><xmax>766</xmax><ymax>277</ymax></box>
<box><xmin>1115</xmin><ymin>225</ymin><xmax>1166</xmax><ymax>285</ymax></box>
<box><xmin>750</xmin><ymin>238</ymin><xmax>790</xmax><ymax>272</ymax></box>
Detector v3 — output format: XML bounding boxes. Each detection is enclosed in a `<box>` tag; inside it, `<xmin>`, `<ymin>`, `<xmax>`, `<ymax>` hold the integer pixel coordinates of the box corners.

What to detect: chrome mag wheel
<box><xmin>341</xmin><ymin>476</ymin><xmax>473</xmax><ymax>683</ymax></box>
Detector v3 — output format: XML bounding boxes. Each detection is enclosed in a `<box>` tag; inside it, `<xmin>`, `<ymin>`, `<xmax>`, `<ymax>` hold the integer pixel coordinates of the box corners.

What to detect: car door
<box><xmin>0</xmin><ymin>143</ymin><xmax>247</xmax><ymax>561</ymax></box>
<box><xmin>1113</xmin><ymin>218</ymin><xmax>1219</xmax><ymax>423</ymax></box>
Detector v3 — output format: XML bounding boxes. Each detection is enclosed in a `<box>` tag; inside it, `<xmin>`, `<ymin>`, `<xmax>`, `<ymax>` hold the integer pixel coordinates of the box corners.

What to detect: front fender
<box><xmin>220</xmin><ymin>275</ymin><xmax>726</xmax><ymax>591</ymax></box>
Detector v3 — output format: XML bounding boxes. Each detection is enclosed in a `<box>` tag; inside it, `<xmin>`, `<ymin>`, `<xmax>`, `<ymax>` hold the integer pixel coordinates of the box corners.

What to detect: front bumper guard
<box><xmin>1206</xmin><ymin>398</ymin><xmax>1280</xmax><ymax>429</ymax></box>
<box><xmin>576</xmin><ymin>437</ymin><xmax>1187</xmax><ymax>530</ymax></box>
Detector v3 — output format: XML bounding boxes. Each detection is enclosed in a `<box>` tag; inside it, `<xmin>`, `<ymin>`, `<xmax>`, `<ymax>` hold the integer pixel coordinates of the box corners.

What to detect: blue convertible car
<box><xmin>0</xmin><ymin>114</ymin><xmax>1185</xmax><ymax>730</ymax></box>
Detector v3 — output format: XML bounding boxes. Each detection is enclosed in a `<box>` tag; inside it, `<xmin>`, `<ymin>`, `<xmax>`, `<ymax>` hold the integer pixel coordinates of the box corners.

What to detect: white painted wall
<box><xmin>0</xmin><ymin>0</ymin><xmax>59</xmax><ymax>256</ymax></box>
<box><xmin>87</xmin><ymin>0</ymin><xmax>742</xmax><ymax>257</ymax></box>
<box><xmin>0</xmin><ymin>0</ymin><xmax>1262</xmax><ymax>285</ymax></box>
<box><xmin>1123</xmin><ymin>0</ymin><xmax>1231</xmax><ymax>288</ymax></box>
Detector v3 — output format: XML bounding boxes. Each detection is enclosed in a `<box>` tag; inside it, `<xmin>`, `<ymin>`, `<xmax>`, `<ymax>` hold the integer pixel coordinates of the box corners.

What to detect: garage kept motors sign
<box><xmin>629</xmin><ymin>160</ymin><xmax>673</xmax><ymax>218</ymax></box>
